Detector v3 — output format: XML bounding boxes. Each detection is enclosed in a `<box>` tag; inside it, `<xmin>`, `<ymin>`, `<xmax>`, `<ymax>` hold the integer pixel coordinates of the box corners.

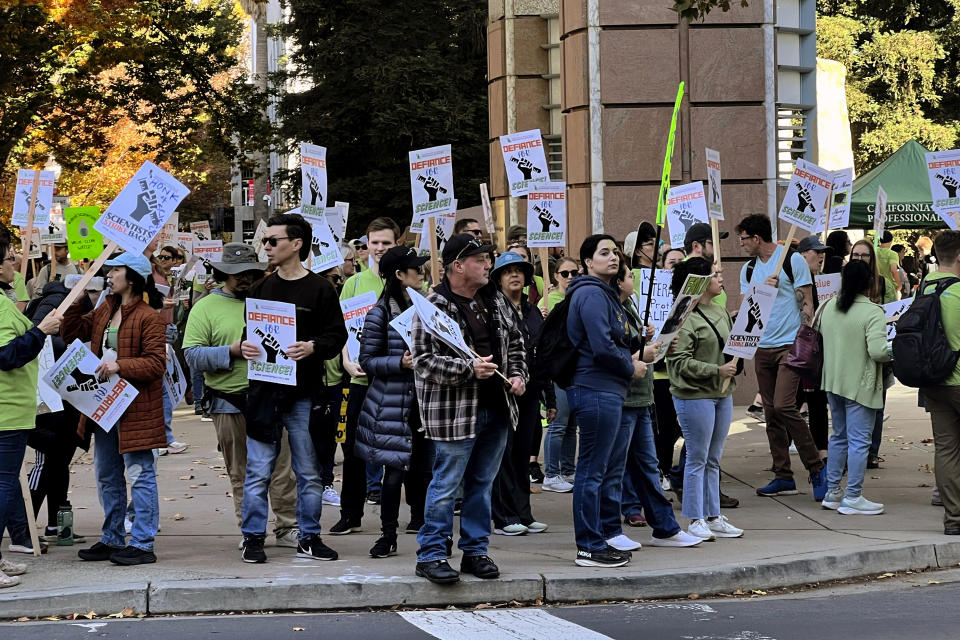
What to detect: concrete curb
<box><xmin>0</xmin><ymin>542</ymin><xmax>955</xmax><ymax>619</ymax></box>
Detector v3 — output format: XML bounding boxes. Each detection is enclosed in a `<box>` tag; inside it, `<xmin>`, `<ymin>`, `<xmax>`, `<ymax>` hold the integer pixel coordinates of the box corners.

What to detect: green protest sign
<box><xmin>64</xmin><ymin>206</ymin><xmax>105</xmax><ymax>260</ymax></box>
<box><xmin>656</xmin><ymin>82</ymin><xmax>685</xmax><ymax>227</ymax></box>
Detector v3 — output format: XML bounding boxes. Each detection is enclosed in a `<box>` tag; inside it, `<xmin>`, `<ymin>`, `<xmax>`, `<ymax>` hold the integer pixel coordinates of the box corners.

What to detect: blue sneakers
<box><xmin>809</xmin><ymin>465</ymin><xmax>828</xmax><ymax>501</ymax></box>
<box><xmin>756</xmin><ymin>478</ymin><xmax>798</xmax><ymax>496</ymax></box>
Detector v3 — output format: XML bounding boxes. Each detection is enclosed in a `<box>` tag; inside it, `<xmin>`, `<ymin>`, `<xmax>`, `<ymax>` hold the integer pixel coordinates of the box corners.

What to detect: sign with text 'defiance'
<box><xmin>245</xmin><ymin>298</ymin><xmax>297</xmax><ymax>386</ymax></box>
<box><xmin>409</xmin><ymin>144</ymin><xmax>455</xmax><ymax>220</ymax></box>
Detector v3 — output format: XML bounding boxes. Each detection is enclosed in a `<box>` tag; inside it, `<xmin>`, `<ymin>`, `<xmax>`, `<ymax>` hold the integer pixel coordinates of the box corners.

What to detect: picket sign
<box><xmin>19</xmin><ymin>169</ymin><xmax>41</xmax><ymax>280</ymax></box>
<box><xmin>55</xmin><ymin>241</ymin><xmax>119</xmax><ymax>314</ymax></box>
<box><xmin>480</xmin><ymin>182</ymin><xmax>495</xmax><ymax>234</ymax></box>
<box><xmin>428</xmin><ymin>215</ymin><xmax>440</xmax><ymax>286</ymax></box>
<box><xmin>711</xmin><ymin>219</ymin><xmax>722</xmax><ymax>268</ymax></box>
<box><xmin>538</xmin><ymin>247</ymin><xmax>550</xmax><ymax>312</ymax></box>
<box><xmin>19</xmin><ymin>465</ymin><xmax>41</xmax><ymax>557</ymax></box>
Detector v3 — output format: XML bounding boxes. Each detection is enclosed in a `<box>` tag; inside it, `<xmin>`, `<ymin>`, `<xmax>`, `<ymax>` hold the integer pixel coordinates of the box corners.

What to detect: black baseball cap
<box><xmin>379</xmin><ymin>246</ymin><xmax>429</xmax><ymax>277</ymax></box>
<box><xmin>441</xmin><ymin>233</ymin><xmax>495</xmax><ymax>266</ymax></box>
<box><xmin>684</xmin><ymin>222</ymin><xmax>727</xmax><ymax>249</ymax></box>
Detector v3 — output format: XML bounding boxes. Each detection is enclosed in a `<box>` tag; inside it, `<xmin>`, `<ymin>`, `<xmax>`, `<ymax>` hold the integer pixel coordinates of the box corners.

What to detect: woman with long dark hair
<box><xmin>356</xmin><ymin>246</ymin><xmax>432</xmax><ymax>558</ymax></box>
<box><xmin>823</xmin><ymin>230</ymin><xmax>852</xmax><ymax>275</ymax></box>
<box><xmin>818</xmin><ymin>260</ymin><xmax>890</xmax><ymax>515</ymax></box>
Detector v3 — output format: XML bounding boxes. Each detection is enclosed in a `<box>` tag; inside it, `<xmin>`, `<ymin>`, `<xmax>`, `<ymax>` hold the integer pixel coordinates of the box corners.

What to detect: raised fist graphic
<box><xmin>796</xmin><ymin>185</ymin><xmax>816</xmax><ymax>213</ymax></box>
<box><xmin>744</xmin><ymin>297</ymin><xmax>764</xmax><ymax>333</ymax></box>
<box><xmin>709</xmin><ymin>177</ymin><xmax>720</xmax><ymax>205</ymax></box>
<box><xmin>195</xmin><ymin>231</ymin><xmax>207</xmax><ymax>241</ymax></box>
<box><xmin>254</xmin><ymin>327</ymin><xmax>288</xmax><ymax>363</ymax></box>
<box><xmin>308</xmin><ymin>172</ymin><xmax>323</xmax><ymax>206</ymax></box>
<box><xmin>417</xmin><ymin>175</ymin><xmax>447</xmax><ymax>201</ymax></box>
<box><xmin>65</xmin><ymin>367</ymin><xmax>101</xmax><ymax>393</ymax></box>
<box><xmin>674</xmin><ymin>209</ymin><xmax>698</xmax><ymax>233</ymax></box>
<box><xmin>937</xmin><ymin>173</ymin><xmax>960</xmax><ymax>198</ymax></box>
<box><xmin>129</xmin><ymin>178</ymin><xmax>160</xmax><ymax>225</ymax></box>
<box><xmin>533</xmin><ymin>205</ymin><xmax>559</xmax><ymax>232</ymax></box>
<box><xmin>511</xmin><ymin>156</ymin><xmax>542</xmax><ymax>180</ymax></box>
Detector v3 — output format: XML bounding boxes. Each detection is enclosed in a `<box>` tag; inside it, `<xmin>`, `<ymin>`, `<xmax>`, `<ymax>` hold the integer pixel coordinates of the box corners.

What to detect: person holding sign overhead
<box><xmin>411</xmin><ymin>234</ymin><xmax>527</xmax><ymax>585</ymax></box>
<box><xmin>735</xmin><ymin>214</ymin><xmax>826</xmax><ymax>500</ymax></box>
<box><xmin>62</xmin><ymin>251</ymin><xmax>167</xmax><ymax>566</ymax></box>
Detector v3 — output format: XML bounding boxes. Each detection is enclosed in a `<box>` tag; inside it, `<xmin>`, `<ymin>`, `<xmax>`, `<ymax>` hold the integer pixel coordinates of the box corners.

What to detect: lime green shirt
<box><xmin>182</xmin><ymin>292</ymin><xmax>248</xmax><ymax>394</ymax></box>
<box><xmin>0</xmin><ymin>295</ymin><xmax>39</xmax><ymax>430</ymax></box>
<box><xmin>547</xmin><ymin>289</ymin><xmax>565</xmax><ymax>311</ymax></box>
<box><xmin>325</xmin><ymin>357</ymin><xmax>344</xmax><ymax>386</ymax></box>
<box><xmin>340</xmin><ymin>268</ymin><xmax>384</xmax><ymax>386</ymax></box>
<box><xmin>877</xmin><ymin>247</ymin><xmax>899</xmax><ymax>287</ymax></box>
<box><xmin>12</xmin><ymin>272</ymin><xmax>29</xmax><ymax>302</ymax></box>
<box><xmin>924</xmin><ymin>272</ymin><xmax>960</xmax><ymax>386</ymax></box>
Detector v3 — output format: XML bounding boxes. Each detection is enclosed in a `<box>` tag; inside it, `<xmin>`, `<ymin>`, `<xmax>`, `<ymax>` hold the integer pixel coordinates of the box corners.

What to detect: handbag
<box><xmin>785</xmin><ymin>301</ymin><xmax>829</xmax><ymax>382</ymax></box>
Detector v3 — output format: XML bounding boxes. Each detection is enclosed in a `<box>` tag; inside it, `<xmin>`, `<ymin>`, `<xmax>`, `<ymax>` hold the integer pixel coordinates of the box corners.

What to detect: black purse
<box><xmin>694</xmin><ymin>307</ymin><xmax>744</xmax><ymax>376</ymax></box>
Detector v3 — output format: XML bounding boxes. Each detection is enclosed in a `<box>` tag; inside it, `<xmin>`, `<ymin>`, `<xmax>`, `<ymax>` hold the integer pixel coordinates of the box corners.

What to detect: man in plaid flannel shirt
<box><xmin>411</xmin><ymin>234</ymin><xmax>528</xmax><ymax>585</ymax></box>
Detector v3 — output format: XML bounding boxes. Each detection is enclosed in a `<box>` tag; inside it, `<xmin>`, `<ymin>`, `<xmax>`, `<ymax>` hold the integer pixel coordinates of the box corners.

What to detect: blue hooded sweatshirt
<box><xmin>565</xmin><ymin>275</ymin><xmax>635</xmax><ymax>397</ymax></box>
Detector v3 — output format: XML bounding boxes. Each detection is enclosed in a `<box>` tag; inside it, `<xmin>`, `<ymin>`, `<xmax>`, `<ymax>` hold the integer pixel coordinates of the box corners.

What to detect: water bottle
<box><xmin>57</xmin><ymin>502</ymin><xmax>74</xmax><ymax>546</ymax></box>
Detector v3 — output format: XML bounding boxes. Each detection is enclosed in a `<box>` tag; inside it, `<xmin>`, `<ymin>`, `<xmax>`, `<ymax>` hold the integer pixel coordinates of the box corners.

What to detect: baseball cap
<box><xmin>104</xmin><ymin>252</ymin><xmax>153</xmax><ymax>279</ymax></box>
<box><xmin>491</xmin><ymin>250</ymin><xmax>534</xmax><ymax>285</ymax></box>
<box><xmin>797</xmin><ymin>236</ymin><xmax>827</xmax><ymax>253</ymax></box>
<box><xmin>441</xmin><ymin>234</ymin><xmax>495</xmax><ymax>266</ymax></box>
<box><xmin>380</xmin><ymin>246</ymin><xmax>429</xmax><ymax>278</ymax></box>
<box><xmin>212</xmin><ymin>243</ymin><xmax>268</xmax><ymax>275</ymax></box>
<box><xmin>684</xmin><ymin>222</ymin><xmax>728</xmax><ymax>249</ymax></box>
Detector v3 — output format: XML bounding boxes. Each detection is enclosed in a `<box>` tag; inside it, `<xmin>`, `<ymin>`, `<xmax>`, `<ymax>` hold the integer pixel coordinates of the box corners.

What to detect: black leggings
<box><xmin>381</xmin><ymin>418</ymin><xmax>432</xmax><ymax>536</ymax></box>
<box><xmin>653</xmin><ymin>378</ymin><xmax>681</xmax><ymax>476</ymax></box>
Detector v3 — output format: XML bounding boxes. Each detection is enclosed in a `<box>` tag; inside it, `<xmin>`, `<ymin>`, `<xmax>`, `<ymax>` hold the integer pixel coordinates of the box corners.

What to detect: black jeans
<box><xmin>340</xmin><ymin>383</ymin><xmax>369</xmax><ymax>523</ymax></box>
<box><xmin>491</xmin><ymin>393</ymin><xmax>539</xmax><ymax>528</ymax></box>
<box><xmin>653</xmin><ymin>377</ymin><xmax>682</xmax><ymax>476</ymax></box>
<box><xmin>308</xmin><ymin>384</ymin><xmax>342</xmax><ymax>488</ymax></box>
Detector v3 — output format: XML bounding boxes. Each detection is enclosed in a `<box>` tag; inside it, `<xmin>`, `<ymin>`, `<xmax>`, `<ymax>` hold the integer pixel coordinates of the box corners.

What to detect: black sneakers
<box><xmin>78</xmin><ymin>541</ymin><xmax>123</xmax><ymax>561</ymax></box>
<box><xmin>416</xmin><ymin>559</ymin><xmax>460</xmax><ymax>585</ymax></box>
<box><xmin>405</xmin><ymin>519</ymin><xmax>424</xmax><ymax>534</ymax></box>
<box><xmin>369</xmin><ymin>535</ymin><xmax>398</xmax><ymax>558</ymax></box>
<box><xmin>109</xmin><ymin>545</ymin><xmax>157</xmax><ymax>566</ymax></box>
<box><xmin>461</xmin><ymin>554</ymin><xmax>499</xmax><ymax>579</ymax></box>
<box><xmin>366</xmin><ymin>490</ymin><xmax>381</xmax><ymax>505</ymax></box>
<box><xmin>297</xmin><ymin>534</ymin><xmax>338</xmax><ymax>561</ymax></box>
<box><xmin>575</xmin><ymin>546</ymin><xmax>629</xmax><ymax>568</ymax></box>
<box><xmin>242</xmin><ymin>537</ymin><xmax>267</xmax><ymax>564</ymax></box>
<box><xmin>329</xmin><ymin>517</ymin><xmax>361</xmax><ymax>535</ymax></box>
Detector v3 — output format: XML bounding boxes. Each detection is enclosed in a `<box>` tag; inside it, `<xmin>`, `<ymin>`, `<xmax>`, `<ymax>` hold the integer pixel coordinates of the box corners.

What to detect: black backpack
<box><xmin>892</xmin><ymin>276</ymin><xmax>960</xmax><ymax>387</ymax></box>
<box><xmin>745</xmin><ymin>248</ymin><xmax>794</xmax><ymax>285</ymax></box>
<box><xmin>533</xmin><ymin>295</ymin><xmax>578</xmax><ymax>388</ymax></box>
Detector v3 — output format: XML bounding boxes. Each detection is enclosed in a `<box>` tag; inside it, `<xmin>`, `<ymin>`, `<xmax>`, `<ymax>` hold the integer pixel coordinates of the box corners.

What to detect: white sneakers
<box><xmin>526</xmin><ymin>521</ymin><xmax>549</xmax><ymax>533</ymax></box>
<box><xmin>542</xmin><ymin>475</ymin><xmax>574</xmax><ymax>493</ymax></box>
<box><xmin>706</xmin><ymin>515</ymin><xmax>744</xmax><ymax>538</ymax></box>
<box><xmin>494</xmin><ymin>523</ymin><xmax>528</xmax><ymax>536</ymax></box>
<box><xmin>647</xmin><ymin>530</ymin><xmax>702</xmax><ymax>547</ymax></box>
<box><xmin>275</xmin><ymin>529</ymin><xmax>301</xmax><ymax>548</ymax></box>
<box><xmin>837</xmin><ymin>495</ymin><xmax>884</xmax><ymax>515</ymax></box>
<box><xmin>0</xmin><ymin>559</ymin><xmax>26</xmax><ymax>589</ymax></box>
<box><xmin>688</xmin><ymin>519</ymin><xmax>716</xmax><ymax>541</ymax></box>
<box><xmin>167</xmin><ymin>441</ymin><xmax>189</xmax><ymax>454</ymax></box>
<box><xmin>322</xmin><ymin>485</ymin><xmax>341</xmax><ymax>506</ymax></box>
<box><xmin>821</xmin><ymin>489</ymin><xmax>844</xmax><ymax>510</ymax></box>
<box><xmin>606</xmin><ymin>534</ymin><xmax>642</xmax><ymax>551</ymax></box>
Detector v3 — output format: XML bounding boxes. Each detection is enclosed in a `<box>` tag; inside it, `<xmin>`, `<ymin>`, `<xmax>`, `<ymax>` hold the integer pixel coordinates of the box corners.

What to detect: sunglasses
<box><xmin>354</xmin><ymin>242</ymin><xmax>368</xmax><ymax>251</ymax></box>
<box><xmin>455</xmin><ymin>238</ymin><xmax>485</xmax><ymax>262</ymax></box>
<box><xmin>465</xmin><ymin>229</ymin><xmax>483</xmax><ymax>237</ymax></box>
<box><xmin>261</xmin><ymin>236</ymin><xmax>291</xmax><ymax>247</ymax></box>
<box><xmin>157</xmin><ymin>255</ymin><xmax>173</xmax><ymax>261</ymax></box>
<box><xmin>329</xmin><ymin>274</ymin><xmax>343</xmax><ymax>284</ymax></box>
<box><xmin>557</xmin><ymin>269</ymin><xmax>579</xmax><ymax>278</ymax></box>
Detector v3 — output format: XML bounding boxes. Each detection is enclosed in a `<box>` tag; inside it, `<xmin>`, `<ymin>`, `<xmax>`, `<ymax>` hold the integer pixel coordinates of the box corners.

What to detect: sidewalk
<box><xmin>2</xmin><ymin>383</ymin><xmax>958</xmax><ymax>618</ymax></box>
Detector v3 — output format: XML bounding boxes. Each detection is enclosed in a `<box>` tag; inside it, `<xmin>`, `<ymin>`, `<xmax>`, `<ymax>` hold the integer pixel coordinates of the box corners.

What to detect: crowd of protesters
<box><xmin>1</xmin><ymin>208</ymin><xmax>960</xmax><ymax>589</ymax></box>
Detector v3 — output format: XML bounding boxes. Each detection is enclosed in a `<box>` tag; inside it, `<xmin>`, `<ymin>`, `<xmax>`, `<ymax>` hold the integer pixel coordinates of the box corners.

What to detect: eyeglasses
<box><xmin>851</xmin><ymin>252</ymin><xmax>871</xmax><ymax>260</ymax></box>
<box><xmin>557</xmin><ymin>269</ymin><xmax>579</xmax><ymax>278</ymax></box>
<box><xmin>737</xmin><ymin>235</ymin><xmax>755</xmax><ymax>244</ymax></box>
<box><xmin>465</xmin><ymin>229</ymin><xmax>483</xmax><ymax>237</ymax></box>
<box><xmin>261</xmin><ymin>236</ymin><xmax>291</xmax><ymax>247</ymax></box>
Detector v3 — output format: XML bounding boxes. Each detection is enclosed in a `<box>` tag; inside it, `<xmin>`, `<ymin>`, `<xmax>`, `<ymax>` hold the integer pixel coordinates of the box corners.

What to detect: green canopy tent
<box><xmin>848</xmin><ymin>139</ymin><xmax>946</xmax><ymax>230</ymax></box>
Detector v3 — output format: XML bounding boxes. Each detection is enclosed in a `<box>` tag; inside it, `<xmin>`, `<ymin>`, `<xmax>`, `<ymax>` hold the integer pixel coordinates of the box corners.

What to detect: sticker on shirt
<box><xmin>245</xmin><ymin>298</ymin><xmax>297</xmax><ymax>386</ymax></box>
<box><xmin>653</xmin><ymin>273</ymin><xmax>714</xmax><ymax>363</ymax></box>
<box><xmin>723</xmin><ymin>283</ymin><xmax>778</xmax><ymax>360</ymax></box>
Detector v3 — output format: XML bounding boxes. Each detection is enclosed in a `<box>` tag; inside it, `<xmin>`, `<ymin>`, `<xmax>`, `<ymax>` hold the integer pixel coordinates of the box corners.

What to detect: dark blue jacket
<box><xmin>565</xmin><ymin>275</ymin><xmax>634</xmax><ymax>397</ymax></box>
<box><xmin>356</xmin><ymin>296</ymin><xmax>417</xmax><ymax>470</ymax></box>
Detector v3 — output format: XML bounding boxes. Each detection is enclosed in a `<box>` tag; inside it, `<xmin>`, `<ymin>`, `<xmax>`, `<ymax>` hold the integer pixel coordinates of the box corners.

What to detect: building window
<box><xmin>240</xmin><ymin>168</ymin><xmax>254</xmax><ymax>207</ymax></box>
<box><xmin>542</xmin><ymin>14</ymin><xmax>562</xmax><ymax>180</ymax></box>
<box><xmin>775</xmin><ymin>0</ymin><xmax>816</xmax><ymax>181</ymax></box>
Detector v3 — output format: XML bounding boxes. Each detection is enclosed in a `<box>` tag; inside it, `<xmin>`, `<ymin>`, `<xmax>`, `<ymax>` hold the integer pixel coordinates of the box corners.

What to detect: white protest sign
<box><xmin>408</xmin><ymin>287</ymin><xmax>472</xmax><ymax>358</ymax></box>
<box><xmin>927</xmin><ymin>149</ymin><xmax>960</xmax><ymax>228</ymax></box>
<box><xmin>418</xmin><ymin>212</ymin><xmax>456</xmax><ymax>255</ymax></box>
<box><xmin>705</xmin><ymin>148</ymin><xmax>724</xmax><ymax>220</ymax></box>
<box><xmin>778</xmin><ymin>159</ymin><xmax>833</xmax><ymax>233</ymax></box>
<box><xmin>335</xmin><ymin>201</ymin><xmax>350</xmax><ymax>236</ymax></box>
<box><xmin>12</xmin><ymin>169</ymin><xmax>56</xmax><ymax>228</ymax></box>
<box><xmin>36</xmin><ymin>337</ymin><xmax>63</xmax><ymax>414</ymax></box>
<box><xmin>526</xmin><ymin>182</ymin><xmax>566</xmax><ymax>248</ymax></box>
<box><xmin>653</xmin><ymin>273</ymin><xmax>714</xmax><ymax>362</ymax></box>
<box><xmin>723</xmin><ymin>283</ymin><xmax>778</xmax><ymax>360</ymax></box>
<box><xmin>341</xmin><ymin>291</ymin><xmax>378</xmax><ymax>363</ymax></box>
<box><xmin>40</xmin><ymin>212</ymin><xmax>67</xmax><ymax>245</ymax></box>
<box><xmin>162</xmin><ymin>344</ymin><xmax>187</xmax><ymax>406</ymax></box>
<box><xmin>175</xmin><ymin>232</ymin><xmax>195</xmax><ymax>256</ymax></box>
<box><xmin>828</xmin><ymin>168</ymin><xmax>854</xmax><ymax>230</ymax></box>
<box><xmin>874</xmin><ymin>185</ymin><xmax>888</xmax><ymax>239</ymax></box>
<box><xmin>252</xmin><ymin>219</ymin><xmax>268</xmax><ymax>262</ymax></box>
<box><xmin>190</xmin><ymin>220</ymin><xmax>212</xmax><ymax>241</ymax></box>
<box><xmin>245</xmin><ymin>298</ymin><xmax>297</xmax><ymax>386</ymax></box>
<box><xmin>94</xmin><ymin>161</ymin><xmax>189</xmax><ymax>255</ymax></box>
<box><xmin>24</xmin><ymin>228</ymin><xmax>43</xmax><ymax>259</ymax></box>
<box><xmin>390</xmin><ymin>306</ymin><xmax>416</xmax><ymax>350</ymax></box>
<box><xmin>301</xmin><ymin>213</ymin><xmax>344</xmax><ymax>272</ymax></box>
<box><xmin>500</xmin><ymin>129</ymin><xmax>549</xmax><ymax>196</ymax></box>
<box><xmin>193</xmin><ymin>240</ymin><xmax>223</xmax><ymax>266</ymax></box>
<box><xmin>324</xmin><ymin>206</ymin><xmax>346</xmax><ymax>246</ymax></box>
<box><xmin>65</xmin><ymin>274</ymin><xmax>104</xmax><ymax>291</ymax></box>
<box><xmin>41</xmin><ymin>339</ymin><xmax>139</xmax><ymax>431</ymax></box>
<box><xmin>634</xmin><ymin>268</ymin><xmax>675</xmax><ymax>334</ymax></box>
<box><xmin>814</xmin><ymin>273</ymin><xmax>841</xmax><ymax>305</ymax></box>
<box><xmin>883</xmin><ymin>298</ymin><xmax>913</xmax><ymax>340</ymax></box>
<box><xmin>159</xmin><ymin>215</ymin><xmax>178</xmax><ymax>252</ymax></box>
<box><xmin>301</xmin><ymin>143</ymin><xmax>327</xmax><ymax>215</ymax></box>
<box><xmin>409</xmin><ymin>144</ymin><xmax>455</xmax><ymax>221</ymax></box>
<box><xmin>665</xmin><ymin>182</ymin><xmax>709</xmax><ymax>249</ymax></box>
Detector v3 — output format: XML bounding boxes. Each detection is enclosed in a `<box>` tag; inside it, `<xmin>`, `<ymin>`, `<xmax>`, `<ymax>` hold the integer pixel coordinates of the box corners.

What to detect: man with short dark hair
<box><xmin>454</xmin><ymin>218</ymin><xmax>483</xmax><ymax>237</ymax></box>
<box><xmin>735</xmin><ymin>214</ymin><xmax>825</xmax><ymax>499</ymax></box>
<box><xmin>32</xmin><ymin>244</ymin><xmax>78</xmax><ymax>298</ymax></box>
<box><xmin>412</xmin><ymin>233</ymin><xmax>527</xmax><ymax>585</ymax></box>
<box><xmin>239</xmin><ymin>213</ymin><xmax>347</xmax><ymax>563</ymax></box>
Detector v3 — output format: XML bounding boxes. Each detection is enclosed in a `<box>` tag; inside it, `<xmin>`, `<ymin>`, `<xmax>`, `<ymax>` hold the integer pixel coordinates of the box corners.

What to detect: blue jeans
<box><xmin>162</xmin><ymin>383</ymin><xmax>174</xmax><ymax>445</ymax></box>
<box><xmin>241</xmin><ymin>398</ymin><xmax>324</xmax><ymax>538</ymax></box>
<box><xmin>417</xmin><ymin>409</ymin><xmax>508</xmax><ymax>562</ymax></box>
<box><xmin>568</xmin><ymin>386</ymin><xmax>633</xmax><ymax>551</ymax></box>
<box><xmin>0</xmin><ymin>430</ymin><xmax>29</xmax><ymax>559</ymax></box>
<box><xmin>192</xmin><ymin>369</ymin><xmax>205</xmax><ymax>405</ymax></box>
<box><xmin>544</xmin><ymin>384</ymin><xmax>577</xmax><ymax>477</ymax></box>
<box><xmin>619</xmin><ymin>406</ymin><xmax>682</xmax><ymax>539</ymax></box>
<box><xmin>673</xmin><ymin>396</ymin><xmax>733</xmax><ymax>520</ymax></box>
<box><xmin>93</xmin><ymin>425</ymin><xmax>159</xmax><ymax>551</ymax></box>
<box><xmin>826</xmin><ymin>392</ymin><xmax>877</xmax><ymax>499</ymax></box>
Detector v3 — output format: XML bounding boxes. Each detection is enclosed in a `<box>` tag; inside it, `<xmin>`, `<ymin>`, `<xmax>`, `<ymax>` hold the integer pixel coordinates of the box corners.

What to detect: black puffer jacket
<box><xmin>356</xmin><ymin>296</ymin><xmax>417</xmax><ymax>470</ymax></box>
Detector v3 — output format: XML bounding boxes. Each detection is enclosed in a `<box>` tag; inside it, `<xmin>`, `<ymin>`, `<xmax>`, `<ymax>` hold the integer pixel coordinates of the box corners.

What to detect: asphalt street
<box><xmin>4</xmin><ymin>570</ymin><xmax>959</xmax><ymax>640</ymax></box>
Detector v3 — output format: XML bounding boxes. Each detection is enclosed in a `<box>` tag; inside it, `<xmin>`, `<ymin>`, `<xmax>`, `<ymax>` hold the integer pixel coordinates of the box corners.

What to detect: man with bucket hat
<box><xmin>183</xmin><ymin>243</ymin><xmax>300</xmax><ymax>555</ymax></box>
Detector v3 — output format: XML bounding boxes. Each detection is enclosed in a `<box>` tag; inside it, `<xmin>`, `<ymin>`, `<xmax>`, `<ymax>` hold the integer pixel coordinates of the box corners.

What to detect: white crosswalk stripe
<box><xmin>398</xmin><ymin>608</ymin><xmax>615</xmax><ymax>640</ymax></box>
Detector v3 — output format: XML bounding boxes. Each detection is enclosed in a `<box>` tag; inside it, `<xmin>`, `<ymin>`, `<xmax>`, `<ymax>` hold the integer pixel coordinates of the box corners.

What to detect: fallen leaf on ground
<box><xmin>929</xmin><ymin>580</ymin><xmax>941</xmax><ymax>584</ymax></box>
<box><xmin>922</xmin><ymin>438</ymin><xmax>934</xmax><ymax>444</ymax></box>
<box><xmin>163</xmin><ymin>497</ymin><xmax>176</xmax><ymax>502</ymax></box>
<box><xmin>15</xmin><ymin>617</ymin><xmax>29</xmax><ymax>622</ymax></box>
<box><xmin>751</xmin><ymin>589</ymin><xmax>766</xmax><ymax>595</ymax></box>
<box><xmin>687</xmin><ymin>593</ymin><xmax>700</xmax><ymax>599</ymax></box>
<box><xmin>878</xmin><ymin>573</ymin><xmax>895</xmax><ymax>579</ymax></box>
<box><xmin>183</xmin><ymin>494</ymin><xmax>194</xmax><ymax>499</ymax></box>
<box><xmin>173</xmin><ymin>513</ymin><xmax>184</xmax><ymax>520</ymax></box>
<box><xmin>179</xmin><ymin>475</ymin><xmax>194</xmax><ymax>480</ymax></box>
<box><xmin>293</xmin><ymin>628</ymin><xmax>305</xmax><ymax>632</ymax></box>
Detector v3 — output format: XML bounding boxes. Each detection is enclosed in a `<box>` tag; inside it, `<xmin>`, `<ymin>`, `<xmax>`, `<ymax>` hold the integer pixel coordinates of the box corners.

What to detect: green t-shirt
<box><xmin>877</xmin><ymin>247</ymin><xmax>899</xmax><ymax>286</ymax></box>
<box><xmin>182</xmin><ymin>291</ymin><xmax>248</xmax><ymax>394</ymax></box>
<box><xmin>547</xmin><ymin>289</ymin><xmax>565</xmax><ymax>311</ymax></box>
<box><xmin>522</xmin><ymin>275</ymin><xmax>545</xmax><ymax>299</ymax></box>
<box><xmin>325</xmin><ymin>356</ymin><xmax>344</xmax><ymax>386</ymax></box>
<box><xmin>340</xmin><ymin>268</ymin><xmax>384</xmax><ymax>385</ymax></box>
<box><xmin>0</xmin><ymin>295</ymin><xmax>38</xmax><ymax>430</ymax></box>
<box><xmin>924</xmin><ymin>272</ymin><xmax>960</xmax><ymax>386</ymax></box>
<box><xmin>13</xmin><ymin>272</ymin><xmax>29</xmax><ymax>302</ymax></box>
